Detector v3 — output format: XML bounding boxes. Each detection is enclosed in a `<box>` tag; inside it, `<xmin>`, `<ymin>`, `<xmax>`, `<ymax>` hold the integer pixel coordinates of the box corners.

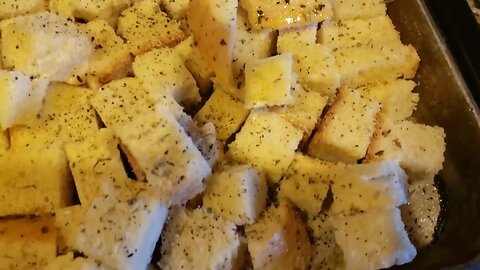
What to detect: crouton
<box><xmin>117</xmin><ymin>0</ymin><xmax>186</xmax><ymax>55</ymax></box>
<box><xmin>187</xmin><ymin>0</ymin><xmax>238</xmax><ymax>87</ymax></box>
<box><xmin>227</xmin><ymin>110</ymin><xmax>303</xmax><ymax>183</ymax></box>
<box><xmin>72</xmin><ymin>180</ymin><xmax>168</xmax><ymax>270</ymax></box>
<box><xmin>244</xmin><ymin>54</ymin><xmax>294</xmax><ymax>108</ymax></box>
<box><xmin>331</xmin><ymin>208</ymin><xmax>417</xmax><ymax>270</ymax></box>
<box><xmin>318</xmin><ymin>16</ymin><xmax>400</xmax><ymax>49</ymax></box>
<box><xmin>277</xmin><ymin>23</ymin><xmax>318</xmax><ymax>51</ymax></box>
<box><xmin>159</xmin><ymin>207</ymin><xmax>243</xmax><ymax>270</ymax></box>
<box><xmin>0</xmin><ymin>217</ymin><xmax>57</xmax><ymax>270</ymax></box>
<box><xmin>194</xmin><ymin>87</ymin><xmax>250</xmax><ymax>143</ymax></box>
<box><xmin>0</xmin><ymin>0</ymin><xmax>45</xmax><ymax>19</ymax></box>
<box><xmin>331</xmin><ymin>160</ymin><xmax>408</xmax><ymax>215</ymax></box>
<box><xmin>331</xmin><ymin>0</ymin><xmax>386</xmax><ymax>21</ymax></box>
<box><xmin>0</xmin><ymin>70</ymin><xmax>49</xmax><ymax>130</ymax></box>
<box><xmin>245</xmin><ymin>201</ymin><xmax>311</xmax><ymax>270</ymax></box>
<box><xmin>133</xmin><ymin>47</ymin><xmax>201</xmax><ymax>108</ymax></box>
<box><xmin>44</xmin><ymin>253</ymin><xmax>107</xmax><ymax>270</ymax></box>
<box><xmin>188</xmin><ymin>122</ymin><xmax>224</xmax><ymax>168</ymax></box>
<box><xmin>0</xmin><ymin>147</ymin><xmax>73</xmax><ymax>216</ymax></box>
<box><xmin>1</xmin><ymin>12</ymin><xmax>92</xmax><ymax>82</ymax></box>
<box><xmin>240</xmin><ymin>0</ymin><xmax>333</xmax><ymax>29</ymax></box>
<box><xmin>160</xmin><ymin>0</ymin><xmax>189</xmax><ymax>19</ymax></box>
<box><xmin>278</xmin><ymin>154</ymin><xmax>334</xmax><ymax>216</ymax></box>
<box><xmin>367</xmin><ymin>120</ymin><xmax>446</xmax><ymax>176</ymax></box>
<box><xmin>10</xmin><ymin>83</ymin><xmax>98</xmax><ymax>149</ymax></box>
<box><xmin>308</xmin><ymin>214</ymin><xmax>344</xmax><ymax>269</ymax></box>
<box><xmin>308</xmin><ymin>88</ymin><xmax>381</xmax><ymax>163</ymax></box>
<box><xmin>65</xmin><ymin>128</ymin><xmax>129</xmax><ymax>206</ymax></box>
<box><xmin>113</xmin><ymin>109</ymin><xmax>211</xmax><ymax>205</ymax></box>
<box><xmin>203</xmin><ymin>165</ymin><xmax>268</xmax><ymax>225</ymax></box>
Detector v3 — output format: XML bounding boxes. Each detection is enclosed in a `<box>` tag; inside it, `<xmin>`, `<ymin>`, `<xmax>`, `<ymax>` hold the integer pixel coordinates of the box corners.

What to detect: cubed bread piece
<box><xmin>0</xmin><ymin>0</ymin><xmax>45</xmax><ymax>19</ymax></box>
<box><xmin>245</xmin><ymin>201</ymin><xmax>311</xmax><ymax>270</ymax></box>
<box><xmin>367</xmin><ymin>120</ymin><xmax>446</xmax><ymax>176</ymax></box>
<box><xmin>308</xmin><ymin>214</ymin><xmax>344</xmax><ymax>270</ymax></box>
<box><xmin>278</xmin><ymin>154</ymin><xmax>335</xmax><ymax>216</ymax></box>
<box><xmin>117</xmin><ymin>0</ymin><xmax>186</xmax><ymax>55</ymax></box>
<box><xmin>113</xmin><ymin>109</ymin><xmax>211</xmax><ymax>205</ymax></box>
<box><xmin>71</xmin><ymin>180</ymin><xmax>168</xmax><ymax>270</ymax></box>
<box><xmin>0</xmin><ymin>217</ymin><xmax>57</xmax><ymax>270</ymax></box>
<box><xmin>159</xmin><ymin>208</ymin><xmax>242</xmax><ymax>270</ymax></box>
<box><xmin>194</xmin><ymin>87</ymin><xmax>250</xmax><ymax>143</ymax></box>
<box><xmin>270</xmin><ymin>83</ymin><xmax>328</xmax><ymax>140</ymax></box>
<box><xmin>77</xmin><ymin>19</ymin><xmax>132</xmax><ymax>86</ymax></box>
<box><xmin>240</xmin><ymin>0</ymin><xmax>333</xmax><ymax>29</ymax></box>
<box><xmin>277</xmin><ymin>43</ymin><xmax>340</xmax><ymax>100</ymax></box>
<box><xmin>203</xmin><ymin>165</ymin><xmax>267</xmax><ymax>225</ymax></box>
<box><xmin>331</xmin><ymin>160</ymin><xmax>408</xmax><ymax>215</ymax></box>
<box><xmin>227</xmin><ymin>110</ymin><xmax>303</xmax><ymax>183</ymax></box>
<box><xmin>189</xmin><ymin>122</ymin><xmax>224</xmax><ymax>168</ymax></box>
<box><xmin>334</xmin><ymin>42</ymin><xmax>420</xmax><ymax>88</ymax></box>
<box><xmin>10</xmin><ymin>83</ymin><xmax>98</xmax><ymax>149</ymax></box>
<box><xmin>331</xmin><ymin>208</ymin><xmax>417</xmax><ymax>270</ymax></box>
<box><xmin>277</xmin><ymin>23</ymin><xmax>318</xmax><ymax>51</ymax></box>
<box><xmin>1</xmin><ymin>12</ymin><xmax>92</xmax><ymax>82</ymax></box>
<box><xmin>362</xmin><ymin>80</ymin><xmax>419</xmax><ymax>122</ymax></box>
<box><xmin>308</xmin><ymin>88</ymin><xmax>381</xmax><ymax>163</ymax></box>
<box><xmin>0</xmin><ymin>70</ymin><xmax>49</xmax><ymax>130</ymax></box>
<box><xmin>331</xmin><ymin>0</ymin><xmax>386</xmax><ymax>21</ymax></box>
<box><xmin>244</xmin><ymin>54</ymin><xmax>294</xmax><ymax>108</ymax></box>
<box><xmin>133</xmin><ymin>47</ymin><xmax>201</xmax><ymax>107</ymax></box>
<box><xmin>49</xmin><ymin>0</ymin><xmax>129</xmax><ymax>27</ymax></box>
<box><xmin>318</xmin><ymin>15</ymin><xmax>400</xmax><ymax>49</ymax></box>
<box><xmin>44</xmin><ymin>253</ymin><xmax>107</xmax><ymax>270</ymax></box>
<box><xmin>233</xmin><ymin>9</ymin><xmax>275</xmax><ymax>81</ymax></box>
<box><xmin>401</xmin><ymin>175</ymin><xmax>441</xmax><ymax>249</ymax></box>
<box><xmin>187</xmin><ymin>0</ymin><xmax>237</xmax><ymax>87</ymax></box>
<box><xmin>54</xmin><ymin>205</ymin><xmax>85</xmax><ymax>253</ymax></box>
<box><xmin>160</xmin><ymin>0</ymin><xmax>189</xmax><ymax>19</ymax></box>
<box><xmin>65</xmin><ymin>128</ymin><xmax>129</xmax><ymax>206</ymax></box>
<box><xmin>0</xmin><ymin>147</ymin><xmax>73</xmax><ymax>216</ymax></box>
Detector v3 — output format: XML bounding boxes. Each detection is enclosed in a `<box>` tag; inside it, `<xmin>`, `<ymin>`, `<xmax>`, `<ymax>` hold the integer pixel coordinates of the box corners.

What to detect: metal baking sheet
<box><xmin>387</xmin><ymin>0</ymin><xmax>480</xmax><ymax>268</ymax></box>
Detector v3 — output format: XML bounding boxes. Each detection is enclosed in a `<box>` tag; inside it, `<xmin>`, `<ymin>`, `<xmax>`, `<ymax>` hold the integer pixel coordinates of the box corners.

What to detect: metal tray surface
<box><xmin>387</xmin><ymin>0</ymin><xmax>480</xmax><ymax>268</ymax></box>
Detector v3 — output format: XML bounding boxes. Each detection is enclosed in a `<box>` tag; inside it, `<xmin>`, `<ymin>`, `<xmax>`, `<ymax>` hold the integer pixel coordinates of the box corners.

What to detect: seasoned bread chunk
<box><xmin>277</xmin><ymin>23</ymin><xmax>318</xmax><ymax>50</ymax></box>
<box><xmin>245</xmin><ymin>201</ymin><xmax>311</xmax><ymax>270</ymax></box>
<box><xmin>1</xmin><ymin>12</ymin><xmax>92</xmax><ymax>82</ymax></box>
<box><xmin>331</xmin><ymin>0</ymin><xmax>386</xmax><ymax>21</ymax></box>
<box><xmin>0</xmin><ymin>147</ymin><xmax>73</xmax><ymax>216</ymax></box>
<box><xmin>159</xmin><ymin>208</ymin><xmax>242</xmax><ymax>270</ymax></box>
<box><xmin>0</xmin><ymin>0</ymin><xmax>45</xmax><ymax>19</ymax></box>
<box><xmin>308</xmin><ymin>88</ymin><xmax>381</xmax><ymax>163</ymax></box>
<box><xmin>227</xmin><ymin>110</ymin><xmax>303</xmax><ymax>183</ymax></box>
<box><xmin>203</xmin><ymin>165</ymin><xmax>268</xmax><ymax>225</ymax></box>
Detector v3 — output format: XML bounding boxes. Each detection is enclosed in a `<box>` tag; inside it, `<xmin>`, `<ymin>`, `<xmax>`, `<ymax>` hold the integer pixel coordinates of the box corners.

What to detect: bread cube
<box><xmin>49</xmin><ymin>0</ymin><xmax>130</xmax><ymax>27</ymax></box>
<box><xmin>331</xmin><ymin>0</ymin><xmax>386</xmax><ymax>21</ymax></box>
<box><xmin>244</xmin><ymin>54</ymin><xmax>294</xmax><ymax>108</ymax></box>
<box><xmin>368</xmin><ymin>120</ymin><xmax>446</xmax><ymax>176</ymax></box>
<box><xmin>10</xmin><ymin>83</ymin><xmax>98</xmax><ymax>149</ymax></box>
<box><xmin>72</xmin><ymin>180</ymin><xmax>168</xmax><ymax>270</ymax></box>
<box><xmin>160</xmin><ymin>0</ymin><xmax>189</xmax><ymax>19</ymax></box>
<box><xmin>331</xmin><ymin>208</ymin><xmax>417</xmax><ymax>270</ymax></box>
<box><xmin>1</xmin><ymin>12</ymin><xmax>92</xmax><ymax>82</ymax></box>
<box><xmin>118</xmin><ymin>0</ymin><xmax>186</xmax><ymax>55</ymax></box>
<box><xmin>240</xmin><ymin>0</ymin><xmax>333</xmax><ymax>29</ymax></box>
<box><xmin>270</xmin><ymin>83</ymin><xmax>328</xmax><ymax>140</ymax></box>
<box><xmin>0</xmin><ymin>147</ymin><xmax>73</xmax><ymax>216</ymax></box>
<box><xmin>159</xmin><ymin>208</ymin><xmax>242</xmax><ymax>270</ymax></box>
<box><xmin>203</xmin><ymin>165</ymin><xmax>267</xmax><ymax>225</ymax></box>
<box><xmin>113</xmin><ymin>109</ymin><xmax>211</xmax><ymax>205</ymax></box>
<box><xmin>194</xmin><ymin>87</ymin><xmax>250</xmax><ymax>143</ymax></box>
<box><xmin>65</xmin><ymin>128</ymin><xmax>129</xmax><ymax>206</ymax></box>
<box><xmin>227</xmin><ymin>110</ymin><xmax>303</xmax><ymax>183</ymax></box>
<box><xmin>44</xmin><ymin>253</ymin><xmax>107</xmax><ymax>270</ymax></box>
<box><xmin>278</xmin><ymin>154</ymin><xmax>334</xmax><ymax>216</ymax></box>
<box><xmin>308</xmin><ymin>88</ymin><xmax>381</xmax><ymax>163</ymax></box>
<box><xmin>0</xmin><ymin>70</ymin><xmax>49</xmax><ymax>130</ymax></box>
<box><xmin>334</xmin><ymin>42</ymin><xmax>420</xmax><ymax>88</ymax></box>
<box><xmin>133</xmin><ymin>47</ymin><xmax>200</xmax><ymax>107</ymax></box>
<box><xmin>331</xmin><ymin>160</ymin><xmax>408</xmax><ymax>215</ymax></box>
<box><xmin>187</xmin><ymin>0</ymin><xmax>237</xmax><ymax>87</ymax></box>
<box><xmin>245</xmin><ymin>201</ymin><xmax>311</xmax><ymax>270</ymax></box>
<box><xmin>0</xmin><ymin>0</ymin><xmax>45</xmax><ymax>19</ymax></box>
<box><xmin>0</xmin><ymin>217</ymin><xmax>57</xmax><ymax>269</ymax></box>
<box><xmin>308</xmin><ymin>214</ymin><xmax>344</xmax><ymax>270</ymax></box>
<box><xmin>401</xmin><ymin>175</ymin><xmax>441</xmax><ymax>248</ymax></box>
<box><xmin>54</xmin><ymin>205</ymin><xmax>85</xmax><ymax>253</ymax></box>
<box><xmin>277</xmin><ymin>23</ymin><xmax>318</xmax><ymax>51</ymax></box>
<box><xmin>189</xmin><ymin>122</ymin><xmax>224</xmax><ymax>168</ymax></box>
<box><xmin>318</xmin><ymin>16</ymin><xmax>400</xmax><ymax>49</ymax></box>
